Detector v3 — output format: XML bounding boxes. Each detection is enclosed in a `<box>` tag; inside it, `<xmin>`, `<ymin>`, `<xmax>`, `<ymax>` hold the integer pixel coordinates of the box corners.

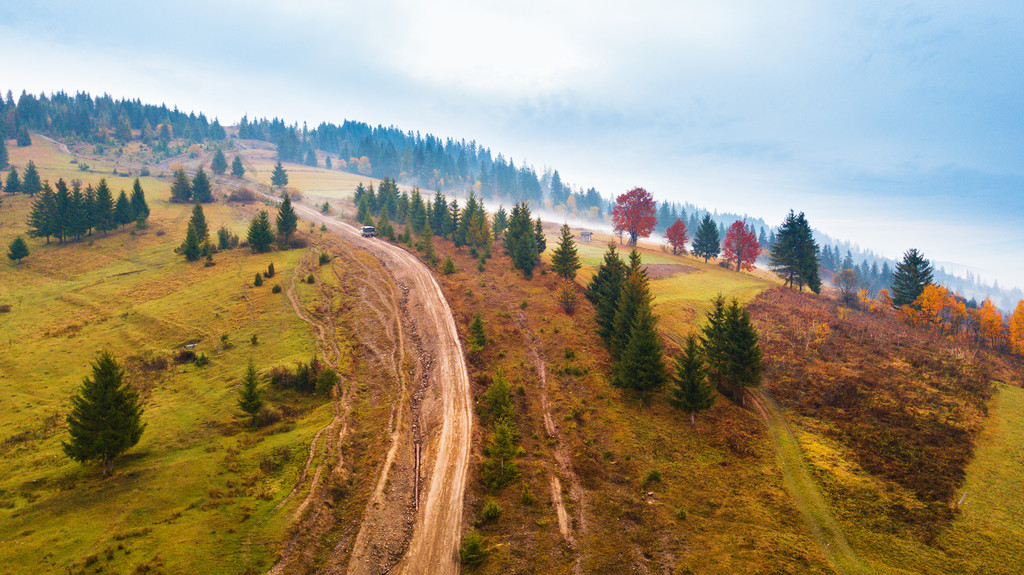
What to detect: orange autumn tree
<box><xmin>914</xmin><ymin>285</ymin><xmax>968</xmax><ymax>337</ymax></box>
<box><xmin>1008</xmin><ymin>300</ymin><xmax>1024</xmax><ymax>355</ymax></box>
<box><xmin>973</xmin><ymin>298</ymin><xmax>1006</xmax><ymax>348</ymax></box>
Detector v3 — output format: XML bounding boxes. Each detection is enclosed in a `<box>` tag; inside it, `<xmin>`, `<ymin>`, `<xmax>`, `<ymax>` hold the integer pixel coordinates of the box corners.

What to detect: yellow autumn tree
<box><xmin>974</xmin><ymin>298</ymin><xmax>1006</xmax><ymax>348</ymax></box>
<box><xmin>1009</xmin><ymin>300</ymin><xmax>1024</xmax><ymax>355</ymax></box>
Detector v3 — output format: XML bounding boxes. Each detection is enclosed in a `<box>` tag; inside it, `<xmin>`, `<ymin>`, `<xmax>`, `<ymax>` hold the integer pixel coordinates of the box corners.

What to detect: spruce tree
<box><xmin>491</xmin><ymin>205</ymin><xmax>508</xmax><ymax>238</ymax></box>
<box><xmin>93</xmin><ymin>180</ymin><xmax>115</xmax><ymax>234</ymax></box>
<box><xmin>69</xmin><ymin>183</ymin><xmax>87</xmax><ymax>240</ymax></box>
<box><xmin>129</xmin><ymin>178</ymin><xmax>149</xmax><ymax>221</ymax></box>
<box><xmin>723</xmin><ymin>299</ymin><xmax>762</xmax><ymax>406</ymax></box>
<box><xmin>115</xmin><ymin>190</ymin><xmax>132</xmax><ymax>229</ymax></box>
<box><xmin>611</xmin><ymin>266</ymin><xmax>652</xmax><ymax>359</ymax></box>
<box><xmin>21</xmin><ymin>160</ymin><xmax>41</xmax><ymax>195</ymax></box>
<box><xmin>189</xmin><ymin>203</ymin><xmax>209</xmax><ymax>243</ymax></box>
<box><xmin>669</xmin><ymin>335</ymin><xmax>715</xmax><ymax>425</ymax></box>
<box><xmin>586</xmin><ymin>243</ymin><xmax>628</xmax><ymax>343</ymax></box>
<box><xmin>3</xmin><ymin>167</ymin><xmax>19</xmax><ymax>195</ymax></box>
<box><xmin>700</xmin><ymin>295</ymin><xmax>728</xmax><ymax>393</ymax></box>
<box><xmin>191</xmin><ymin>167</ymin><xmax>213</xmax><ymax>203</ymax></box>
<box><xmin>469</xmin><ymin>313</ymin><xmax>487</xmax><ymax>353</ymax></box>
<box><xmin>890</xmin><ymin>248</ymin><xmax>934</xmax><ymax>308</ymax></box>
<box><xmin>550</xmin><ymin>223</ymin><xmax>582</xmax><ymax>281</ymax></box>
<box><xmin>62</xmin><ymin>352</ymin><xmax>145</xmax><ymax>475</ymax></box>
<box><xmin>377</xmin><ymin>211</ymin><xmax>395</xmax><ymax>241</ymax></box>
<box><xmin>231</xmin><ymin>155</ymin><xmax>245</xmax><ymax>178</ymax></box>
<box><xmin>238</xmin><ymin>360</ymin><xmax>264</xmax><ymax>426</ymax></box>
<box><xmin>769</xmin><ymin>210</ymin><xmax>821</xmax><ymax>293</ymax></box>
<box><xmin>614</xmin><ymin>300</ymin><xmax>667</xmax><ymax>400</ymax></box>
<box><xmin>7</xmin><ymin>236</ymin><xmax>28</xmax><ymax>263</ymax></box>
<box><xmin>181</xmin><ymin>222</ymin><xmax>202</xmax><ymax>261</ymax></box>
<box><xmin>27</xmin><ymin>182</ymin><xmax>55</xmax><ymax>243</ymax></box>
<box><xmin>247</xmin><ymin>210</ymin><xmax>275</xmax><ymax>253</ymax></box>
<box><xmin>503</xmin><ymin>202</ymin><xmax>539</xmax><ymax>279</ymax></box>
<box><xmin>53</xmin><ymin>179</ymin><xmax>72</xmax><ymax>243</ymax></box>
<box><xmin>271</xmin><ymin>161</ymin><xmax>288</xmax><ymax>188</ymax></box>
<box><xmin>170</xmin><ymin>167</ymin><xmax>191</xmax><ymax>202</ymax></box>
<box><xmin>534</xmin><ymin>218</ymin><xmax>546</xmax><ymax>255</ymax></box>
<box><xmin>276</xmin><ymin>193</ymin><xmax>298</xmax><ymax>242</ymax></box>
<box><xmin>692</xmin><ymin>214</ymin><xmax>720</xmax><ymax>263</ymax></box>
<box><xmin>0</xmin><ymin>136</ymin><xmax>7</xmax><ymax>170</ymax></box>
<box><xmin>210</xmin><ymin>148</ymin><xmax>228</xmax><ymax>175</ymax></box>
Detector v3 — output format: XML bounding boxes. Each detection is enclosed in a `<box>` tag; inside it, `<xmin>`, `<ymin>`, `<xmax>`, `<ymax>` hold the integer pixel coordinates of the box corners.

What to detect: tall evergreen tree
<box><xmin>276</xmin><ymin>193</ymin><xmax>298</xmax><ymax>242</ymax></box>
<box><xmin>210</xmin><ymin>148</ymin><xmax>228</xmax><ymax>175</ymax></box>
<box><xmin>722</xmin><ymin>299</ymin><xmax>762</xmax><ymax>406</ymax></box>
<box><xmin>7</xmin><ymin>236</ymin><xmax>28</xmax><ymax>263</ymax></box>
<box><xmin>692</xmin><ymin>214</ymin><xmax>720</xmax><ymax>263</ymax></box>
<box><xmin>21</xmin><ymin>160</ymin><xmax>41</xmax><ymax>195</ymax></box>
<box><xmin>62</xmin><ymin>352</ymin><xmax>145</xmax><ymax>475</ymax></box>
<box><xmin>247</xmin><ymin>210</ymin><xmax>275</xmax><ymax>253</ymax></box>
<box><xmin>181</xmin><ymin>222</ymin><xmax>202</xmax><ymax>262</ymax></box>
<box><xmin>53</xmin><ymin>179</ymin><xmax>72</xmax><ymax>243</ymax></box>
<box><xmin>769</xmin><ymin>210</ymin><xmax>821</xmax><ymax>293</ymax></box>
<box><xmin>27</xmin><ymin>182</ymin><xmax>56</xmax><ymax>243</ymax></box>
<box><xmin>69</xmin><ymin>182</ymin><xmax>87</xmax><ymax>240</ymax></box>
<box><xmin>3</xmin><ymin>167</ymin><xmax>19</xmax><ymax>195</ymax></box>
<box><xmin>431</xmin><ymin>190</ymin><xmax>449</xmax><ymax>237</ymax></box>
<box><xmin>534</xmin><ymin>218</ymin><xmax>546</xmax><ymax>254</ymax></box>
<box><xmin>891</xmin><ymin>248</ymin><xmax>934</xmax><ymax>308</ymax></box>
<box><xmin>115</xmin><ymin>190</ymin><xmax>132</xmax><ymax>229</ymax></box>
<box><xmin>669</xmin><ymin>335</ymin><xmax>715</xmax><ymax>425</ymax></box>
<box><xmin>0</xmin><ymin>136</ymin><xmax>7</xmax><ymax>170</ymax></box>
<box><xmin>448</xmin><ymin>199</ymin><xmax>460</xmax><ymax>240</ymax></box>
<box><xmin>614</xmin><ymin>302</ymin><xmax>667</xmax><ymax>399</ymax></box>
<box><xmin>189</xmin><ymin>203</ymin><xmax>209</xmax><ymax>243</ymax></box>
<box><xmin>503</xmin><ymin>202</ymin><xmax>540</xmax><ymax>279</ymax></box>
<box><xmin>491</xmin><ymin>205</ymin><xmax>508</xmax><ymax>238</ymax></box>
<box><xmin>271</xmin><ymin>161</ymin><xmax>288</xmax><ymax>188</ymax></box>
<box><xmin>700</xmin><ymin>295</ymin><xmax>728</xmax><ymax>393</ymax></box>
<box><xmin>191</xmin><ymin>167</ymin><xmax>213</xmax><ymax>203</ymax></box>
<box><xmin>231</xmin><ymin>155</ymin><xmax>245</xmax><ymax>178</ymax></box>
<box><xmin>586</xmin><ymin>243</ymin><xmax>628</xmax><ymax>343</ymax></box>
<box><xmin>170</xmin><ymin>167</ymin><xmax>191</xmax><ymax>202</ymax></box>
<box><xmin>129</xmin><ymin>178</ymin><xmax>149</xmax><ymax>221</ymax></box>
<box><xmin>238</xmin><ymin>360</ymin><xmax>264</xmax><ymax>426</ymax></box>
<box><xmin>611</xmin><ymin>264</ymin><xmax>652</xmax><ymax>359</ymax></box>
<box><xmin>550</xmin><ymin>223</ymin><xmax>582</xmax><ymax>281</ymax></box>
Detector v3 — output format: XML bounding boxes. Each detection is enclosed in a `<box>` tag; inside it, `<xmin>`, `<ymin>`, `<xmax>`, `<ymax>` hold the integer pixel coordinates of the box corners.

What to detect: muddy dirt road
<box><xmin>292</xmin><ymin>203</ymin><xmax>473</xmax><ymax>575</ymax></box>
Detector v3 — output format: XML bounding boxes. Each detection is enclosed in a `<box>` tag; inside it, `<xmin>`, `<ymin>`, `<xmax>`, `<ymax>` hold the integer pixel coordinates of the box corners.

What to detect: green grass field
<box><xmin>0</xmin><ymin>137</ymin><xmax>345</xmax><ymax>573</ymax></box>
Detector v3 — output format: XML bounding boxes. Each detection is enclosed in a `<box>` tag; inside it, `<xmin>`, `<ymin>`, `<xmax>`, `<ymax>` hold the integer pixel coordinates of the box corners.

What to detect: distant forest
<box><xmin>2</xmin><ymin>89</ymin><xmax>1019</xmax><ymax>310</ymax></box>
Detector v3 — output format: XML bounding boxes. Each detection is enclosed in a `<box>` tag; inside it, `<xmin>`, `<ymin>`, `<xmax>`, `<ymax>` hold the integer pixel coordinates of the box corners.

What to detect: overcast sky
<box><xmin>2</xmin><ymin>0</ymin><xmax>1022</xmax><ymax>290</ymax></box>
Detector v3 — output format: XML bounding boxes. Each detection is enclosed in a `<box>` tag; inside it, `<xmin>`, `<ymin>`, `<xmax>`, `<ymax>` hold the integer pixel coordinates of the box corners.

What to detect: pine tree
<box><xmin>238</xmin><ymin>360</ymin><xmax>264</xmax><ymax>426</ymax></box>
<box><xmin>0</xmin><ymin>136</ymin><xmax>7</xmax><ymax>170</ymax></box>
<box><xmin>669</xmin><ymin>335</ymin><xmax>715</xmax><ymax>425</ymax></box>
<box><xmin>231</xmin><ymin>155</ymin><xmax>245</xmax><ymax>178</ymax></box>
<box><xmin>611</xmin><ymin>265</ymin><xmax>652</xmax><ymax>359</ymax></box>
<box><xmin>69</xmin><ymin>182</ymin><xmax>87</xmax><ymax>240</ymax></box>
<box><xmin>189</xmin><ymin>203</ymin><xmax>209</xmax><ymax>242</ymax></box>
<box><xmin>271</xmin><ymin>161</ymin><xmax>288</xmax><ymax>188</ymax></box>
<box><xmin>469</xmin><ymin>313</ymin><xmax>487</xmax><ymax>353</ymax></box>
<box><xmin>769</xmin><ymin>210</ymin><xmax>820</xmax><ymax>292</ymax></box>
<box><xmin>170</xmin><ymin>167</ymin><xmax>191</xmax><ymax>202</ymax></box>
<box><xmin>304</xmin><ymin>148</ymin><xmax>317</xmax><ymax>167</ymax></box>
<box><xmin>115</xmin><ymin>190</ymin><xmax>132</xmax><ymax>229</ymax></box>
<box><xmin>181</xmin><ymin>222</ymin><xmax>202</xmax><ymax>261</ymax></box>
<box><xmin>491</xmin><ymin>205</ymin><xmax>508</xmax><ymax>238</ymax></box>
<box><xmin>247</xmin><ymin>210</ymin><xmax>275</xmax><ymax>253</ymax></box>
<box><xmin>21</xmin><ymin>160</ymin><xmax>41</xmax><ymax>195</ymax></box>
<box><xmin>891</xmin><ymin>248</ymin><xmax>934</xmax><ymax>308</ymax></box>
<box><xmin>550</xmin><ymin>223</ymin><xmax>582</xmax><ymax>280</ymax></box>
<box><xmin>692</xmin><ymin>214</ymin><xmax>720</xmax><ymax>262</ymax></box>
<box><xmin>62</xmin><ymin>352</ymin><xmax>145</xmax><ymax>475</ymax></box>
<box><xmin>53</xmin><ymin>179</ymin><xmax>72</xmax><ymax>243</ymax></box>
<box><xmin>614</xmin><ymin>298</ymin><xmax>667</xmax><ymax>399</ymax></box>
<box><xmin>723</xmin><ymin>299</ymin><xmax>762</xmax><ymax>406</ymax></box>
<box><xmin>503</xmin><ymin>202</ymin><xmax>539</xmax><ymax>279</ymax></box>
<box><xmin>700</xmin><ymin>295</ymin><xmax>728</xmax><ymax>392</ymax></box>
<box><xmin>7</xmin><ymin>236</ymin><xmax>28</xmax><ymax>263</ymax></box>
<box><xmin>3</xmin><ymin>167</ymin><xmax>19</xmax><ymax>194</ymax></box>
<box><xmin>211</xmin><ymin>148</ymin><xmax>228</xmax><ymax>175</ymax></box>
<box><xmin>27</xmin><ymin>182</ymin><xmax>56</xmax><ymax>243</ymax></box>
<box><xmin>534</xmin><ymin>218</ymin><xmax>546</xmax><ymax>255</ymax></box>
<box><xmin>276</xmin><ymin>193</ymin><xmax>298</xmax><ymax>242</ymax></box>
<box><xmin>129</xmin><ymin>178</ymin><xmax>149</xmax><ymax>221</ymax></box>
<box><xmin>418</xmin><ymin>219</ymin><xmax>435</xmax><ymax>259</ymax></box>
<box><xmin>585</xmin><ymin>243</ymin><xmax>627</xmax><ymax>343</ymax></box>
<box><xmin>191</xmin><ymin>167</ymin><xmax>213</xmax><ymax>203</ymax></box>
<box><xmin>377</xmin><ymin>210</ymin><xmax>395</xmax><ymax>241</ymax></box>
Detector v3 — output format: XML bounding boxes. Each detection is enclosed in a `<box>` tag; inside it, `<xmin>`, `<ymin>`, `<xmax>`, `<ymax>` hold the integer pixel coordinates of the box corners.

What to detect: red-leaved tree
<box><xmin>612</xmin><ymin>187</ymin><xmax>657</xmax><ymax>246</ymax></box>
<box><xmin>665</xmin><ymin>219</ymin><xmax>689</xmax><ymax>255</ymax></box>
<box><xmin>722</xmin><ymin>220</ymin><xmax>760</xmax><ymax>272</ymax></box>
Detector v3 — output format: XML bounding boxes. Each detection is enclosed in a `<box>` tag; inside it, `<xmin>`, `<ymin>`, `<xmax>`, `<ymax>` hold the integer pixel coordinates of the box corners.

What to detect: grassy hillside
<box><xmin>0</xmin><ymin>137</ymin><xmax>379</xmax><ymax>574</ymax></box>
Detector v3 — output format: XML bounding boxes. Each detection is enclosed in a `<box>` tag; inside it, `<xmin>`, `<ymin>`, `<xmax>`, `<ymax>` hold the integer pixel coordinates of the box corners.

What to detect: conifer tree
<box><xmin>614</xmin><ymin>300</ymin><xmax>667</xmax><ymax>400</ymax></box>
<box><xmin>238</xmin><ymin>360</ymin><xmax>264</xmax><ymax>426</ymax></box>
<box><xmin>377</xmin><ymin>211</ymin><xmax>395</xmax><ymax>241</ymax></box>
<box><xmin>231</xmin><ymin>155</ymin><xmax>245</xmax><ymax>178</ymax></box>
<box><xmin>189</xmin><ymin>203</ymin><xmax>209</xmax><ymax>243</ymax></box>
<box><xmin>503</xmin><ymin>202</ymin><xmax>539</xmax><ymax>279</ymax></box>
<box><xmin>191</xmin><ymin>167</ymin><xmax>213</xmax><ymax>203</ymax></box>
<box><xmin>469</xmin><ymin>313</ymin><xmax>487</xmax><ymax>353</ymax></box>
<box><xmin>891</xmin><ymin>248</ymin><xmax>934</xmax><ymax>308</ymax></box>
<box><xmin>276</xmin><ymin>193</ymin><xmax>298</xmax><ymax>242</ymax></box>
<box><xmin>62</xmin><ymin>352</ymin><xmax>145</xmax><ymax>475</ymax></box>
<box><xmin>53</xmin><ymin>179</ymin><xmax>72</xmax><ymax>243</ymax></box>
<box><xmin>491</xmin><ymin>205</ymin><xmax>508</xmax><ymax>238</ymax></box>
<box><xmin>723</xmin><ymin>299</ymin><xmax>762</xmax><ymax>406</ymax></box>
<box><xmin>69</xmin><ymin>183</ymin><xmax>87</xmax><ymax>240</ymax></box>
<box><xmin>534</xmin><ymin>218</ymin><xmax>546</xmax><ymax>255</ymax></box>
<box><xmin>181</xmin><ymin>222</ymin><xmax>202</xmax><ymax>261</ymax></box>
<box><xmin>586</xmin><ymin>243</ymin><xmax>628</xmax><ymax>343</ymax></box>
<box><xmin>247</xmin><ymin>210</ymin><xmax>275</xmax><ymax>253</ymax></box>
<box><xmin>448</xmin><ymin>199</ymin><xmax>460</xmax><ymax>240</ymax></box>
<box><xmin>3</xmin><ymin>167</ymin><xmax>19</xmax><ymax>195</ymax></box>
<box><xmin>550</xmin><ymin>223</ymin><xmax>582</xmax><ymax>281</ymax></box>
<box><xmin>129</xmin><ymin>178</ymin><xmax>149</xmax><ymax>221</ymax></box>
<box><xmin>692</xmin><ymin>214</ymin><xmax>720</xmax><ymax>263</ymax></box>
<box><xmin>611</xmin><ymin>265</ymin><xmax>652</xmax><ymax>359</ymax></box>
<box><xmin>271</xmin><ymin>161</ymin><xmax>288</xmax><ymax>188</ymax></box>
<box><xmin>669</xmin><ymin>335</ymin><xmax>715</xmax><ymax>425</ymax></box>
<box><xmin>27</xmin><ymin>182</ymin><xmax>56</xmax><ymax>243</ymax></box>
<box><xmin>21</xmin><ymin>160</ymin><xmax>41</xmax><ymax>196</ymax></box>
<box><xmin>210</xmin><ymin>148</ymin><xmax>228</xmax><ymax>175</ymax></box>
<box><xmin>0</xmin><ymin>136</ymin><xmax>7</xmax><ymax>170</ymax></box>
<box><xmin>170</xmin><ymin>167</ymin><xmax>191</xmax><ymax>202</ymax></box>
<box><xmin>431</xmin><ymin>190</ymin><xmax>449</xmax><ymax>237</ymax></box>
<box><xmin>115</xmin><ymin>190</ymin><xmax>132</xmax><ymax>229</ymax></box>
<box><xmin>418</xmin><ymin>219</ymin><xmax>435</xmax><ymax>259</ymax></box>
<box><xmin>769</xmin><ymin>210</ymin><xmax>821</xmax><ymax>292</ymax></box>
<box><xmin>700</xmin><ymin>295</ymin><xmax>728</xmax><ymax>392</ymax></box>
<box><xmin>7</xmin><ymin>236</ymin><xmax>28</xmax><ymax>263</ymax></box>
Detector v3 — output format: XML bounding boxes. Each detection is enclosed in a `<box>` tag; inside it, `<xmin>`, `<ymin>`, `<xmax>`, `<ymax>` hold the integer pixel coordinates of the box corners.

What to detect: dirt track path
<box><xmin>748</xmin><ymin>389</ymin><xmax>874</xmax><ymax>575</ymax></box>
<box><xmin>289</xmin><ymin>203</ymin><xmax>473</xmax><ymax>575</ymax></box>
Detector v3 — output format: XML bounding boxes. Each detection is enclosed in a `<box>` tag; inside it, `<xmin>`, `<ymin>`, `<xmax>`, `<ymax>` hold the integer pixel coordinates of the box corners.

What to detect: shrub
<box><xmin>519</xmin><ymin>300</ymin><xmax>528</xmax><ymax>309</ymax></box>
<box><xmin>521</xmin><ymin>484</ymin><xmax>535</xmax><ymax>505</ymax></box>
<box><xmin>193</xmin><ymin>353</ymin><xmax>210</xmax><ymax>367</ymax></box>
<box><xmin>265</xmin><ymin>263</ymin><xmax>275</xmax><ymax>278</ymax></box>
<box><xmin>644</xmin><ymin>470</ymin><xmax>662</xmax><ymax>486</ymax></box>
<box><xmin>254</xmin><ymin>273</ymin><xmax>263</xmax><ymax>286</ymax></box>
<box><xmin>271</xmin><ymin>284</ymin><xmax>282</xmax><ymax>294</ymax></box>
<box><xmin>140</xmin><ymin>167</ymin><xmax>150</xmax><ymax>177</ymax></box>
<box><xmin>227</xmin><ymin>188</ymin><xmax>257</xmax><ymax>202</ymax></box>
<box><xmin>460</xmin><ymin>532</ymin><xmax>487</xmax><ymax>566</ymax></box>
<box><xmin>318</xmin><ymin>252</ymin><xmax>331</xmax><ymax>265</ymax></box>
<box><xmin>306</xmin><ymin>274</ymin><xmax>315</xmax><ymax>284</ymax></box>
<box><xmin>558</xmin><ymin>282</ymin><xmax>578</xmax><ymax>314</ymax></box>
<box><xmin>217</xmin><ymin>227</ymin><xmax>240</xmax><ymax>250</ymax></box>
<box><xmin>250</xmin><ymin>334</ymin><xmax>259</xmax><ymax>345</ymax></box>
<box><xmin>173</xmin><ymin>349</ymin><xmax>197</xmax><ymax>364</ymax></box>
<box><xmin>442</xmin><ymin>256</ymin><xmax>456</xmax><ymax>275</ymax></box>
<box><xmin>477</xmin><ymin>261</ymin><xmax>485</xmax><ymax>273</ymax></box>
<box><xmin>316</xmin><ymin>367</ymin><xmax>339</xmax><ymax>395</ymax></box>
<box><xmin>676</xmin><ymin>507</ymin><xmax>687</xmax><ymax>520</ymax></box>
<box><xmin>480</xmin><ymin>500</ymin><xmax>501</xmax><ymax>523</ymax></box>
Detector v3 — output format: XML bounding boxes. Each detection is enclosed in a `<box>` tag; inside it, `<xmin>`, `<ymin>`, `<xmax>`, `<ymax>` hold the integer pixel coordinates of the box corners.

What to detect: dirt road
<box><xmin>291</xmin><ymin>202</ymin><xmax>473</xmax><ymax>575</ymax></box>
